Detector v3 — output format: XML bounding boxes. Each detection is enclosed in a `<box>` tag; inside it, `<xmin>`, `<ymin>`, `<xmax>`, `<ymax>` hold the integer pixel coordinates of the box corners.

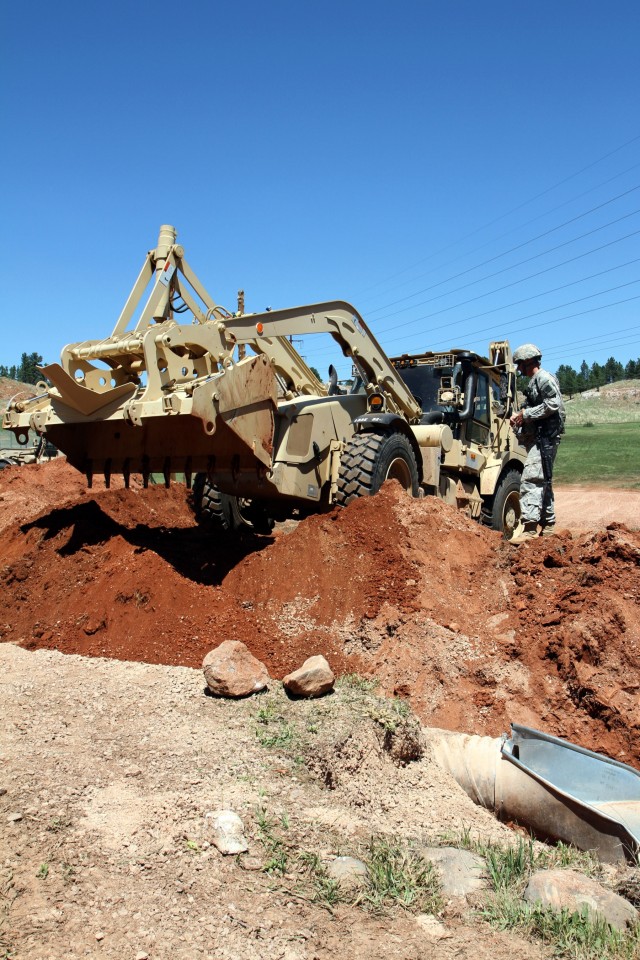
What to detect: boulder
<box><xmin>283</xmin><ymin>655</ymin><xmax>335</xmax><ymax>698</ymax></box>
<box><xmin>203</xmin><ymin>641</ymin><xmax>269</xmax><ymax>698</ymax></box>
<box><xmin>326</xmin><ymin>856</ymin><xmax>368</xmax><ymax>889</ymax></box>
<box><xmin>524</xmin><ymin>869</ymin><xmax>639</xmax><ymax>932</ymax></box>
<box><xmin>421</xmin><ymin>846</ymin><xmax>487</xmax><ymax>898</ymax></box>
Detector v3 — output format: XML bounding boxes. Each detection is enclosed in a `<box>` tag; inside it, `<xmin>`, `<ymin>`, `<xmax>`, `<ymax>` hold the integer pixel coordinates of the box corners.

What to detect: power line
<box><xmin>365</xmin><ymin>184</ymin><xmax>640</xmax><ymax>318</ymax></box>
<box><xmin>353</xmin><ymin>134</ymin><xmax>640</xmax><ymax>301</ymax></box>
<box><xmin>374</xmin><ymin>219</ymin><xmax>640</xmax><ymax>331</ymax></box>
<box><xmin>301</xmin><ymin>293</ymin><xmax>640</xmax><ymax>379</ymax></box>
<box><xmin>373</xmin><ymin>230</ymin><xmax>640</xmax><ymax>339</ymax></box>
<box><xmin>411</xmin><ymin>293</ymin><xmax>640</xmax><ymax>354</ymax></box>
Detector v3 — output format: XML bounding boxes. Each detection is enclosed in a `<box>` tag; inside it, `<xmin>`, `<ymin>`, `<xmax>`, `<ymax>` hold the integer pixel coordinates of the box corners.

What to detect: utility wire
<box><xmin>375</xmin><ymin>229</ymin><xmax>640</xmax><ymax>337</ymax></box>
<box><xmin>403</xmin><ymin>292</ymin><xmax>640</xmax><ymax>354</ymax></box>
<box><xmin>307</xmin><ymin>259</ymin><xmax>640</xmax><ymax>366</ymax></box>
<box><xmin>302</xmin><ymin>287</ymin><xmax>640</xmax><ymax>376</ymax></box>
<box><xmin>374</xmin><ymin>216</ymin><xmax>640</xmax><ymax>330</ymax></box>
<box><xmin>356</xmin><ymin>161</ymin><xmax>640</xmax><ymax>308</ymax></box>
<box><xmin>365</xmin><ymin>185</ymin><xmax>640</xmax><ymax>318</ymax></box>
<box><xmin>354</xmin><ymin>133</ymin><xmax>640</xmax><ymax>300</ymax></box>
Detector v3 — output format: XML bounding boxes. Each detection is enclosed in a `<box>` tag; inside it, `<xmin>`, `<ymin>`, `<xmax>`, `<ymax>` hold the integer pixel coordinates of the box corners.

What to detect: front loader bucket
<box><xmin>10</xmin><ymin>353</ymin><xmax>278</xmax><ymax>489</ymax></box>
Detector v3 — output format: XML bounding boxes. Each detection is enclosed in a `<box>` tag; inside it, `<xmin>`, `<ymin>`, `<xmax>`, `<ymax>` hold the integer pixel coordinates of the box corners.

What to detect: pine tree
<box><xmin>16</xmin><ymin>352</ymin><xmax>44</xmax><ymax>385</ymax></box>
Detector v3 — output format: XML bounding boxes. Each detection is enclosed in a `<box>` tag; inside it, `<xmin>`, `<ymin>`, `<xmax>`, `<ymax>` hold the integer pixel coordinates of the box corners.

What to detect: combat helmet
<box><xmin>513</xmin><ymin>343</ymin><xmax>542</xmax><ymax>363</ymax></box>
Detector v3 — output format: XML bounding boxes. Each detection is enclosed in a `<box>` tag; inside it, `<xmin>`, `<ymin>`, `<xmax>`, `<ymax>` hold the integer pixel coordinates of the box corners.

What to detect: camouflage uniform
<box><xmin>518</xmin><ymin>368</ymin><xmax>566</xmax><ymax>527</ymax></box>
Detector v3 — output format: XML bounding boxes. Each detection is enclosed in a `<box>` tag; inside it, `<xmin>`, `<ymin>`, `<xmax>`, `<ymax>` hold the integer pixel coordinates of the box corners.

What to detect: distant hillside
<box><xmin>0</xmin><ymin>376</ymin><xmax>36</xmax><ymax>405</ymax></box>
<box><xmin>564</xmin><ymin>379</ymin><xmax>640</xmax><ymax>425</ymax></box>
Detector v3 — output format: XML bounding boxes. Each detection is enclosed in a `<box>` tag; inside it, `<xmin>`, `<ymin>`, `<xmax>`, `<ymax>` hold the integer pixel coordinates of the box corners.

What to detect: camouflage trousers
<box><xmin>520</xmin><ymin>440</ymin><xmax>560</xmax><ymax>526</ymax></box>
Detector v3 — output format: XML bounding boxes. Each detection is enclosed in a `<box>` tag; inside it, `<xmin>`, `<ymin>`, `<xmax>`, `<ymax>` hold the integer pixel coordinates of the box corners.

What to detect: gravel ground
<box><xmin>0</xmin><ymin>643</ymin><xmax>554</xmax><ymax>960</ymax></box>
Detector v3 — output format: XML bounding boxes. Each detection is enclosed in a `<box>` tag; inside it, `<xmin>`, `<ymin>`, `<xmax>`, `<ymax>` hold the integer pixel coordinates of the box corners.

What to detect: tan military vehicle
<box><xmin>3</xmin><ymin>226</ymin><xmax>526</xmax><ymax>536</ymax></box>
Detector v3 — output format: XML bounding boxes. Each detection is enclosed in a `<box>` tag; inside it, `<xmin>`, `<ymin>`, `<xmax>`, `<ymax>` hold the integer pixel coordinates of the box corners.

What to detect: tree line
<box><xmin>554</xmin><ymin>356</ymin><xmax>640</xmax><ymax>397</ymax></box>
<box><xmin>0</xmin><ymin>352</ymin><xmax>44</xmax><ymax>385</ymax></box>
<box><xmin>2</xmin><ymin>350</ymin><xmax>639</xmax><ymax>395</ymax></box>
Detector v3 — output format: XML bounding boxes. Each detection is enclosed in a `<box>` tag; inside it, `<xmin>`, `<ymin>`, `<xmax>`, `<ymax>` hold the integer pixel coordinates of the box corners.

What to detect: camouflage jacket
<box><xmin>522</xmin><ymin>368</ymin><xmax>566</xmax><ymax>439</ymax></box>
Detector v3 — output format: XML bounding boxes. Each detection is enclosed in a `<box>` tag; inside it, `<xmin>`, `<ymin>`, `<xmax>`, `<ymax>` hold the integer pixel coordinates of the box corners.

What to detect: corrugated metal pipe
<box><xmin>429</xmin><ymin>725</ymin><xmax>640</xmax><ymax>865</ymax></box>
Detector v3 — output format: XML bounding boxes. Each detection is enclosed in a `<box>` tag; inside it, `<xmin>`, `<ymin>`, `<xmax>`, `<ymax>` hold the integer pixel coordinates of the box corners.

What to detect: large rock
<box><xmin>203</xmin><ymin>641</ymin><xmax>269</xmax><ymax>698</ymax></box>
<box><xmin>421</xmin><ymin>846</ymin><xmax>487</xmax><ymax>898</ymax></box>
<box><xmin>283</xmin><ymin>655</ymin><xmax>335</xmax><ymax>698</ymax></box>
<box><xmin>524</xmin><ymin>869</ymin><xmax>639</xmax><ymax>932</ymax></box>
<box><xmin>326</xmin><ymin>856</ymin><xmax>368</xmax><ymax>889</ymax></box>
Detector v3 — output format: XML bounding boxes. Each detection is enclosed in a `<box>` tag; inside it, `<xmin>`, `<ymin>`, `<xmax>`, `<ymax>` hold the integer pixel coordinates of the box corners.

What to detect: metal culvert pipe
<box><xmin>428</xmin><ymin>725</ymin><xmax>640</xmax><ymax>865</ymax></box>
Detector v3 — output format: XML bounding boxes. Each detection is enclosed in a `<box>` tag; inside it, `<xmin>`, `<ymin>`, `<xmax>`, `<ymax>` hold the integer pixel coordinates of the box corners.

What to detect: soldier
<box><xmin>509</xmin><ymin>344</ymin><xmax>566</xmax><ymax>544</ymax></box>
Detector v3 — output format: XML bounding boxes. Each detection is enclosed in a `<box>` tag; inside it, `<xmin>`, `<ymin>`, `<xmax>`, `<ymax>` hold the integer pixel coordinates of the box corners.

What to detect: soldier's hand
<box><xmin>510</xmin><ymin>411</ymin><xmax>524</xmax><ymax>429</ymax></box>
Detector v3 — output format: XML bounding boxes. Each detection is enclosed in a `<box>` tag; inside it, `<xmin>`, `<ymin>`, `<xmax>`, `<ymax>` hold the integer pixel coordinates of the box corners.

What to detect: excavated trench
<box><xmin>1</xmin><ymin>458</ymin><xmax>639</xmax><ymax>767</ymax></box>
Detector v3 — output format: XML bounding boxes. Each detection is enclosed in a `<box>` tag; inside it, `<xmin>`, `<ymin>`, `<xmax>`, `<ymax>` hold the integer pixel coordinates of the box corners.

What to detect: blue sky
<box><xmin>2</xmin><ymin>1</ymin><xmax>639</xmax><ymax>380</ymax></box>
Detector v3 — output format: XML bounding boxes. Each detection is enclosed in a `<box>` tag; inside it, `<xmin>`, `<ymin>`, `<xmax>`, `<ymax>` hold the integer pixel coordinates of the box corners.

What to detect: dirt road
<box><xmin>554</xmin><ymin>484</ymin><xmax>639</xmax><ymax>532</ymax></box>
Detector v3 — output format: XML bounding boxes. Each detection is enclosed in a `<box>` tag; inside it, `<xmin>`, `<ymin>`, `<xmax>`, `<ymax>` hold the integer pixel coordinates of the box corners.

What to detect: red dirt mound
<box><xmin>1</xmin><ymin>459</ymin><xmax>638</xmax><ymax>765</ymax></box>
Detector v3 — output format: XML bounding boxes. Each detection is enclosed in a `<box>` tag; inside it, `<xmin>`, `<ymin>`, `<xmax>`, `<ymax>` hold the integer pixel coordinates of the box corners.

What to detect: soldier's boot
<box><xmin>510</xmin><ymin>521</ymin><xmax>539</xmax><ymax>545</ymax></box>
<box><xmin>539</xmin><ymin>525</ymin><xmax>556</xmax><ymax>537</ymax></box>
<box><xmin>511</xmin><ymin>520</ymin><xmax>525</xmax><ymax>540</ymax></box>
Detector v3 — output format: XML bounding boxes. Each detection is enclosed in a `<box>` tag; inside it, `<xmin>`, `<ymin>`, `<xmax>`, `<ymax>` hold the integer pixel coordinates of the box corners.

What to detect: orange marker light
<box><xmin>256</xmin><ymin>322</ymin><xmax>264</xmax><ymax>335</ymax></box>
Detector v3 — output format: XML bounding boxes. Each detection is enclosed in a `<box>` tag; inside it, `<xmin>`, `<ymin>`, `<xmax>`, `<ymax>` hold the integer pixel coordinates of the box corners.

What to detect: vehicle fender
<box><xmin>352</xmin><ymin>413</ymin><xmax>423</xmax><ymax>483</ymax></box>
<box><xmin>481</xmin><ymin>459</ymin><xmax>522</xmax><ymax>498</ymax></box>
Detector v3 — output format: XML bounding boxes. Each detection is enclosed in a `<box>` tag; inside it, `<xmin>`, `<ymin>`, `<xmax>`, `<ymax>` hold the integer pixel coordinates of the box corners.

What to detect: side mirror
<box><xmin>328</xmin><ymin>364</ymin><xmax>343</xmax><ymax>396</ymax></box>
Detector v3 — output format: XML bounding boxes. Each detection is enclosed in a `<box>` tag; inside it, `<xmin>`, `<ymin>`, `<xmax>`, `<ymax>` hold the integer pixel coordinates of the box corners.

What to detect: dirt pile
<box><xmin>1</xmin><ymin>459</ymin><xmax>638</xmax><ymax>765</ymax></box>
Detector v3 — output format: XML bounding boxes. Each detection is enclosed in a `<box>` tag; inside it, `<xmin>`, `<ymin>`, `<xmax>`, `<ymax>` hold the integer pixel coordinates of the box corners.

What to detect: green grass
<box><xmin>255</xmin><ymin>807</ymin><xmax>290</xmax><ymax>876</ymax></box>
<box><xmin>359</xmin><ymin>837</ymin><xmax>443</xmax><ymax>914</ymax></box>
<box><xmin>480</xmin><ymin>895</ymin><xmax>640</xmax><ymax>960</ymax></box>
<box><xmin>336</xmin><ymin>673</ymin><xmax>380</xmax><ymax>693</ymax></box>
<box><xmin>554</xmin><ymin>422</ymin><xmax>640</xmax><ymax>488</ymax></box>
<box><xmin>455</xmin><ymin>835</ymin><xmax>639</xmax><ymax>960</ymax></box>
<box><xmin>564</xmin><ymin>382</ymin><xmax>640</xmax><ymax>426</ymax></box>
<box><xmin>253</xmin><ymin>696</ymin><xmax>299</xmax><ymax>749</ymax></box>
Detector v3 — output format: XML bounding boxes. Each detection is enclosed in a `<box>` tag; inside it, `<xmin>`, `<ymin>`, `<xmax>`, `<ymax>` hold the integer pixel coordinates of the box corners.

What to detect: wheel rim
<box><xmin>235</xmin><ymin>497</ymin><xmax>255</xmax><ymax>528</ymax></box>
<box><xmin>503</xmin><ymin>490</ymin><xmax>521</xmax><ymax>536</ymax></box>
<box><xmin>385</xmin><ymin>456</ymin><xmax>413</xmax><ymax>491</ymax></box>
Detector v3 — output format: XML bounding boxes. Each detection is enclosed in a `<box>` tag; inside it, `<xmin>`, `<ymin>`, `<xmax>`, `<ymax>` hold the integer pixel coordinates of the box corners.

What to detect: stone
<box><xmin>282</xmin><ymin>655</ymin><xmax>334</xmax><ymax>698</ymax></box>
<box><xmin>421</xmin><ymin>846</ymin><xmax>487</xmax><ymax>898</ymax></box>
<box><xmin>325</xmin><ymin>856</ymin><xmax>368</xmax><ymax>889</ymax></box>
<box><xmin>415</xmin><ymin>914</ymin><xmax>452</xmax><ymax>941</ymax></box>
<box><xmin>206</xmin><ymin>810</ymin><xmax>249</xmax><ymax>855</ymax></box>
<box><xmin>203</xmin><ymin>641</ymin><xmax>269</xmax><ymax>698</ymax></box>
<box><xmin>524</xmin><ymin>869</ymin><xmax>639</xmax><ymax>932</ymax></box>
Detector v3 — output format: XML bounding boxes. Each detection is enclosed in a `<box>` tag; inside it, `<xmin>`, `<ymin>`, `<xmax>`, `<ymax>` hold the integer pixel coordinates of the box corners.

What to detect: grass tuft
<box><xmin>255</xmin><ymin>806</ymin><xmax>289</xmax><ymax>876</ymax></box>
<box><xmin>360</xmin><ymin>836</ymin><xmax>442</xmax><ymax>914</ymax></box>
<box><xmin>337</xmin><ymin>673</ymin><xmax>380</xmax><ymax>693</ymax></box>
<box><xmin>453</xmin><ymin>832</ymin><xmax>638</xmax><ymax>959</ymax></box>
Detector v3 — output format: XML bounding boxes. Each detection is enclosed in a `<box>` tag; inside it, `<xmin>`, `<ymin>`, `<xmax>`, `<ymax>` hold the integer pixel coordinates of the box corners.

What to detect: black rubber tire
<box><xmin>335</xmin><ymin>431</ymin><xmax>420</xmax><ymax>507</ymax></box>
<box><xmin>490</xmin><ymin>469</ymin><xmax>522</xmax><ymax>537</ymax></box>
<box><xmin>192</xmin><ymin>473</ymin><xmax>274</xmax><ymax>534</ymax></box>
